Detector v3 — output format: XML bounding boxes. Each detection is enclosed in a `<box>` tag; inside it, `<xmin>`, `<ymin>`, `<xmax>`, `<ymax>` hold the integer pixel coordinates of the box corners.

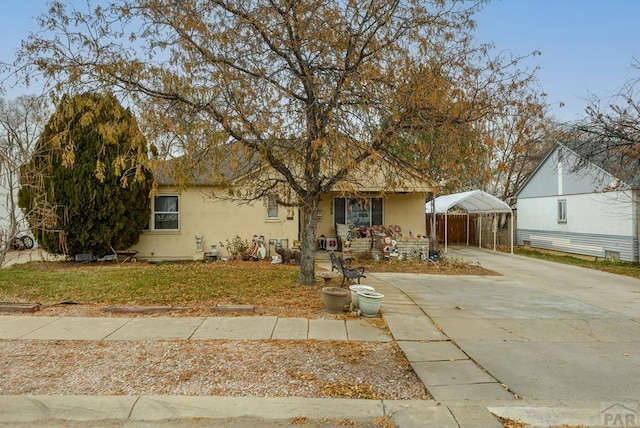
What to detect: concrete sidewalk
<box><xmin>0</xmin><ymin>315</ymin><xmax>393</xmax><ymax>342</ymax></box>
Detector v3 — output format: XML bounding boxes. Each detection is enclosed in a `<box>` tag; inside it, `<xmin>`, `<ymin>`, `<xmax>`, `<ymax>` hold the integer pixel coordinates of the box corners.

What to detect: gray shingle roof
<box><xmin>560</xmin><ymin>140</ymin><xmax>640</xmax><ymax>188</ymax></box>
<box><xmin>154</xmin><ymin>143</ymin><xmax>262</xmax><ymax>186</ymax></box>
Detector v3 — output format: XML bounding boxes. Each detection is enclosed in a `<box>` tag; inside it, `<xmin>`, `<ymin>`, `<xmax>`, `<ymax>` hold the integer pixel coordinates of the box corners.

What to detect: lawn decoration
<box><xmin>275</xmin><ymin>242</ymin><xmax>301</xmax><ymax>264</ymax></box>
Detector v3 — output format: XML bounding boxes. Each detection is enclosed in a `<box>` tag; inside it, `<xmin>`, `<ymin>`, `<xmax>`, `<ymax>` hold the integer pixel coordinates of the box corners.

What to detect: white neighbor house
<box><xmin>516</xmin><ymin>141</ymin><xmax>640</xmax><ymax>262</ymax></box>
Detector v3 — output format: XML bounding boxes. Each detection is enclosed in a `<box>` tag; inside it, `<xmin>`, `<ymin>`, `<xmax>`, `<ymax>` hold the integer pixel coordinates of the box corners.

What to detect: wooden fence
<box><xmin>427</xmin><ymin>212</ymin><xmax>514</xmax><ymax>248</ymax></box>
<box><xmin>430</xmin><ymin>213</ymin><xmax>477</xmax><ymax>245</ymax></box>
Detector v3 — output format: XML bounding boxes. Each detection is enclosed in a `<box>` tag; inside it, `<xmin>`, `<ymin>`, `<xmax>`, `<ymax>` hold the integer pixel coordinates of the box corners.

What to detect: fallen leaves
<box><xmin>319</xmin><ymin>379</ymin><xmax>381</xmax><ymax>400</ymax></box>
<box><xmin>0</xmin><ymin>339</ymin><xmax>428</xmax><ymax>400</ymax></box>
<box><xmin>358</xmin><ymin>257</ymin><xmax>499</xmax><ymax>275</ymax></box>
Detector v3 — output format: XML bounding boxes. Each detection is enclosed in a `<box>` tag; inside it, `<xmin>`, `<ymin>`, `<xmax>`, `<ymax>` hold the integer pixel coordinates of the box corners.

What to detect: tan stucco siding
<box><xmin>384</xmin><ymin>193</ymin><xmax>428</xmax><ymax>237</ymax></box>
<box><xmin>316</xmin><ymin>195</ymin><xmax>337</xmax><ymax>238</ymax></box>
<box><xmin>133</xmin><ymin>186</ymin><xmax>299</xmax><ymax>260</ymax></box>
<box><xmin>316</xmin><ymin>192</ymin><xmax>428</xmax><ymax>239</ymax></box>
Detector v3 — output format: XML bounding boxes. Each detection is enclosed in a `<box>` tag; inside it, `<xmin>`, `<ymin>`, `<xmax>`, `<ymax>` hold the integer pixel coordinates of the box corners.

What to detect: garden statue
<box><xmin>275</xmin><ymin>241</ymin><xmax>301</xmax><ymax>264</ymax></box>
<box><xmin>195</xmin><ymin>235</ymin><xmax>204</xmax><ymax>253</ymax></box>
<box><xmin>382</xmin><ymin>236</ymin><xmax>398</xmax><ymax>259</ymax></box>
<box><xmin>251</xmin><ymin>235</ymin><xmax>267</xmax><ymax>260</ymax></box>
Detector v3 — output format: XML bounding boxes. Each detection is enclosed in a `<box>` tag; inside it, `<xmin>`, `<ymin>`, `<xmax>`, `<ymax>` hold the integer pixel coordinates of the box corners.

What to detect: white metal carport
<box><xmin>425</xmin><ymin>189</ymin><xmax>513</xmax><ymax>254</ymax></box>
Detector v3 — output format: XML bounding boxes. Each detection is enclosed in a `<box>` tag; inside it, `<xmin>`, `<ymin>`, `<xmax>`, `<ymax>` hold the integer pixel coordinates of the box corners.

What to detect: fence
<box><xmin>428</xmin><ymin>212</ymin><xmax>514</xmax><ymax>249</ymax></box>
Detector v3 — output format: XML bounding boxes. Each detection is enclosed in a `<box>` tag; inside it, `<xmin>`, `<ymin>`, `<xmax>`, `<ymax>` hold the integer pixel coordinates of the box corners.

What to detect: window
<box><xmin>266</xmin><ymin>195</ymin><xmax>279</xmax><ymax>219</ymax></box>
<box><xmin>557</xmin><ymin>199</ymin><xmax>567</xmax><ymax>223</ymax></box>
<box><xmin>334</xmin><ymin>197</ymin><xmax>383</xmax><ymax>227</ymax></box>
<box><xmin>153</xmin><ymin>195</ymin><xmax>179</xmax><ymax>230</ymax></box>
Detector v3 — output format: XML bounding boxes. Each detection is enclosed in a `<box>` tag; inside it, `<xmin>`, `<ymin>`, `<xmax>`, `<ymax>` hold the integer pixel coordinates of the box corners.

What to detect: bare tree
<box><xmin>0</xmin><ymin>95</ymin><xmax>49</xmax><ymax>266</ymax></box>
<box><xmin>573</xmin><ymin>58</ymin><xmax>640</xmax><ymax>177</ymax></box>
<box><xmin>16</xmin><ymin>0</ymin><xmax>542</xmax><ymax>283</ymax></box>
<box><xmin>484</xmin><ymin>98</ymin><xmax>550</xmax><ymax>205</ymax></box>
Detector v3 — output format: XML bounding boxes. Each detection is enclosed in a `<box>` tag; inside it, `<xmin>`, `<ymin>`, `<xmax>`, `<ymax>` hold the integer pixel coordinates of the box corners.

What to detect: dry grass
<box><xmin>0</xmin><ymin>256</ymin><xmax>496</xmax><ymax>317</ymax></box>
<box><xmin>515</xmin><ymin>247</ymin><xmax>640</xmax><ymax>279</ymax></box>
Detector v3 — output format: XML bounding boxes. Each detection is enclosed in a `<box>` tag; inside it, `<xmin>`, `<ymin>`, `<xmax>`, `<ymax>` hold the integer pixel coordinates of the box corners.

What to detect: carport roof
<box><xmin>425</xmin><ymin>190</ymin><xmax>512</xmax><ymax>214</ymax></box>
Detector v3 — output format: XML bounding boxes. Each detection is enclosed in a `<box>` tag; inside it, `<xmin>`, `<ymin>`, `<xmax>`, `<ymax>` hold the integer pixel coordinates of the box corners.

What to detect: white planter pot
<box><xmin>349</xmin><ymin>285</ymin><xmax>375</xmax><ymax>309</ymax></box>
<box><xmin>356</xmin><ymin>290</ymin><xmax>384</xmax><ymax>317</ymax></box>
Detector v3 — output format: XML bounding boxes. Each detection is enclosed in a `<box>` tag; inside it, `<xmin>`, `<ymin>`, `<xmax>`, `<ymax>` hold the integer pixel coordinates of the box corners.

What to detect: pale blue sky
<box><xmin>474</xmin><ymin>0</ymin><xmax>640</xmax><ymax>122</ymax></box>
<box><xmin>2</xmin><ymin>1</ymin><xmax>639</xmax><ymax>123</ymax></box>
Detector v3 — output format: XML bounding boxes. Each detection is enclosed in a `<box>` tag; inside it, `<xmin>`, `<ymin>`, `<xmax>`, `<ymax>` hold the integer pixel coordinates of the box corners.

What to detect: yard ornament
<box><xmin>382</xmin><ymin>236</ymin><xmax>398</xmax><ymax>258</ymax></box>
<box><xmin>195</xmin><ymin>235</ymin><xmax>204</xmax><ymax>253</ymax></box>
<box><xmin>251</xmin><ymin>235</ymin><xmax>267</xmax><ymax>260</ymax></box>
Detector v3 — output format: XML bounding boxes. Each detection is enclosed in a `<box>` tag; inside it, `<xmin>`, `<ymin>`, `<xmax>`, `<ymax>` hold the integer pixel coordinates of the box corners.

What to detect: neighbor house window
<box><xmin>558</xmin><ymin>199</ymin><xmax>567</xmax><ymax>223</ymax></box>
<box><xmin>153</xmin><ymin>195</ymin><xmax>179</xmax><ymax>230</ymax></box>
<box><xmin>266</xmin><ymin>194</ymin><xmax>279</xmax><ymax>219</ymax></box>
<box><xmin>334</xmin><ymin>197</ymin><xmax>383</xmax><ymax>227</ymax></box>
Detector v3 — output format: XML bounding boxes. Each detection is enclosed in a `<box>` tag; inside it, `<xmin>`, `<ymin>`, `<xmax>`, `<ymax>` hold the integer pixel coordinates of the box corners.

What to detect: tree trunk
<box><xmin>298</xmin><ymin>196</ymin><xmax>319</xmax><ymax>285</ymax></box>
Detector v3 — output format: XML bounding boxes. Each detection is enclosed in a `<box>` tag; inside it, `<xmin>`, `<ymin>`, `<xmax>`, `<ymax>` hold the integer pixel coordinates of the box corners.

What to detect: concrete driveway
<box><xmin>374</xmin><ymin>246</ymin><xmax>640</xmax><ymax>402</ymax></box>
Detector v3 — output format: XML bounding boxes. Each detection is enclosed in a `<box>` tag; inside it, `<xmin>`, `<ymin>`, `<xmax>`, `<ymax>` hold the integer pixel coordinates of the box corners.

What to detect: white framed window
<box><xmin>558</xmin><ymin>199</ymin><xmax>567</xmax><ymax>223</ymax></box>
<box><xmin>153</xmin><ymin>195</ymin><xmax>179</xmax><ymax>230</ymax></box>
<box><xmin>266</xmin><ymin>194</ymin><xmax>279</xmax><ymax>219</ymax></box>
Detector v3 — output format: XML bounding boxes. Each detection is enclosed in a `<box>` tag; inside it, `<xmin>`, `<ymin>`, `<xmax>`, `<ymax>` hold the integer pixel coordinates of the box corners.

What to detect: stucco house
<box><xmin>516</xmin><ymin>141</ymin><xmax>640</xmax><ymax>262</ymax></box>
<box><xmin>132</xmin><ymin>150</ymin><xmax>432</xmax><ymax>261</ymax></box>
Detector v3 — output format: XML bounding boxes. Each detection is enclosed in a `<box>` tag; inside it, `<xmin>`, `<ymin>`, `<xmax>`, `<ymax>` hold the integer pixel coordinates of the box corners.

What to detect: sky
<box><xmin>473</xmin><ymin>0</ymin><xmax>639</xmax><ymax>122</ymax></box>
<box><xmin>1</xmin><ymin>1</ymin><xmax>639</xmax><ymax>123</ymax></box>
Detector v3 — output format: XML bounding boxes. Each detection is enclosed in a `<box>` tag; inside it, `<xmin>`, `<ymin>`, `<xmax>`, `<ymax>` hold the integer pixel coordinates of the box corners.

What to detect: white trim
<box><xmin>152</xmin><ymin>195</ymin><xmax>180</xmax><ymax>231</ymax></box>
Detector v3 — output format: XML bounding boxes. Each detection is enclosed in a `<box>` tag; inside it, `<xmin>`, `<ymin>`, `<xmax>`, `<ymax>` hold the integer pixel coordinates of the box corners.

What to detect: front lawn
<box><xmin>0</xmin><ymin>261</ymin><xmax>303</xmax><ymax>307</ymax></box>
<box><xmin>0</xmin><ymin>255</ymin><xmax>499</xmax><ymax>317</ymax></box>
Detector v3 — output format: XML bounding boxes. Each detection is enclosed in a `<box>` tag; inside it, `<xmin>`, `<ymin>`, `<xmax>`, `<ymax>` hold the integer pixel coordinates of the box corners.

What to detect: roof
<box><xmin>560</xmin><ymin>140</ymin><xmax>640</xmax><ymax>188</ymax></box>
<box><xmin>425</xmin><ymin>190</ymin><xmax>512</xmax><ymax>214</ymax></box>
<box><xmin>516</xmin><ymin>141</ymin><xmax>640</xmax><ymax>198</ymax></box>
<box><xmin>155</xmin><ymin>140</ymin><xmax>432</xmax><ymax>192</ymax></box>
<box><xmin>154</xmin><ymin>143</ymin><xmax>262</xmax><ymax>186</ymax></box>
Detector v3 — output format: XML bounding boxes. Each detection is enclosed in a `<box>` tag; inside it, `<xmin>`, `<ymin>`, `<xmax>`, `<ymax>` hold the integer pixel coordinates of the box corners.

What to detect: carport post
<box><xmin>510</xmin><ymin>211</ymin><xmax>514</xmax><ymax>254</ymax></box>
<box><xmin>445</xmin><ymin>211</ymin><xmax>448</xmax><ymax>253</ymax></box>
<box><xmin>478</xmin><ymin>215</ymin><xmax>482</xmax><ymax>248</ymax></box>
<box><xmin>466</xmin><ymin>213</ymin><xmax>470</xmax><ymax>246</ymax></box>
<box><xmin>493</xmin><ymin>213</ymin><xmax>497</xmax><ymax>251</ymax></box>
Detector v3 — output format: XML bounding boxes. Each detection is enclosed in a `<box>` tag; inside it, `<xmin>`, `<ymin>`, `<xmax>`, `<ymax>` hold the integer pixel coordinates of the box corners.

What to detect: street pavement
<box><xmin>1</xmin><ymin>246</ymin><xmax>640</xmax><ymax>426</ymax></box>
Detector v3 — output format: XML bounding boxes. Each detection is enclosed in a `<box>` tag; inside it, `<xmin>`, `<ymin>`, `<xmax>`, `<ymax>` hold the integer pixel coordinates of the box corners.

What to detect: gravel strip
<box><xmin>0</xmin><ymin>339</ymin><xmax>428</xmax><ymax>399</ymax></box>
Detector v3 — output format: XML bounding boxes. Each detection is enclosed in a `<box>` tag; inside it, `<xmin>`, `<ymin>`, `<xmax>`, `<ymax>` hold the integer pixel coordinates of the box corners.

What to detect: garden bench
<box><xmin>329</xmin><ymin>251</ymin><xmax>366</xmax><ymax>288</ymax></box>
<box><xmin>330</xmin><ymin>251</ymin><xmax>341</xmax><ymax>272</ymax></box>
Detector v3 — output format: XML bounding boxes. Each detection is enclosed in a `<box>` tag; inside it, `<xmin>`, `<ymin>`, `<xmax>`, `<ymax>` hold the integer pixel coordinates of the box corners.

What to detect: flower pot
<box><xmin>322</xmin><ymin>287</ymin><xmax>349</xmax><ymax>314</ymax></box>
<box><xmin>356</xmin><ymin>290</ymin><xmax>384</xmax><ymax>317</ymax></box>
<box><xmin>349</xmin><ymin>285</ymin><xmax>375</xmax><ymax>309</ymax></box>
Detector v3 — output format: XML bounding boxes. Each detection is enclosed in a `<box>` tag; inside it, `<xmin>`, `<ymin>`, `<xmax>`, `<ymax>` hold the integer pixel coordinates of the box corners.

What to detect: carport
<box><xmin>425</xmin><ymin>189</ymin><xmax>513</xmax><ymax>254</ymax></box>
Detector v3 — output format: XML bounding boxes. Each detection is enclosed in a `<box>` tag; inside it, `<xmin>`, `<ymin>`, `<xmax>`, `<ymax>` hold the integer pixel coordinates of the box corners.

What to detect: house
<box><xmin>132</xmin><ymin>149</ymin><xmax>432</xmax><ymax>261</ymax></box>
<box><xmin>516</xmin><ymin>141</ymin><xmax>640</xmax><ymax>262</ymax></box>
